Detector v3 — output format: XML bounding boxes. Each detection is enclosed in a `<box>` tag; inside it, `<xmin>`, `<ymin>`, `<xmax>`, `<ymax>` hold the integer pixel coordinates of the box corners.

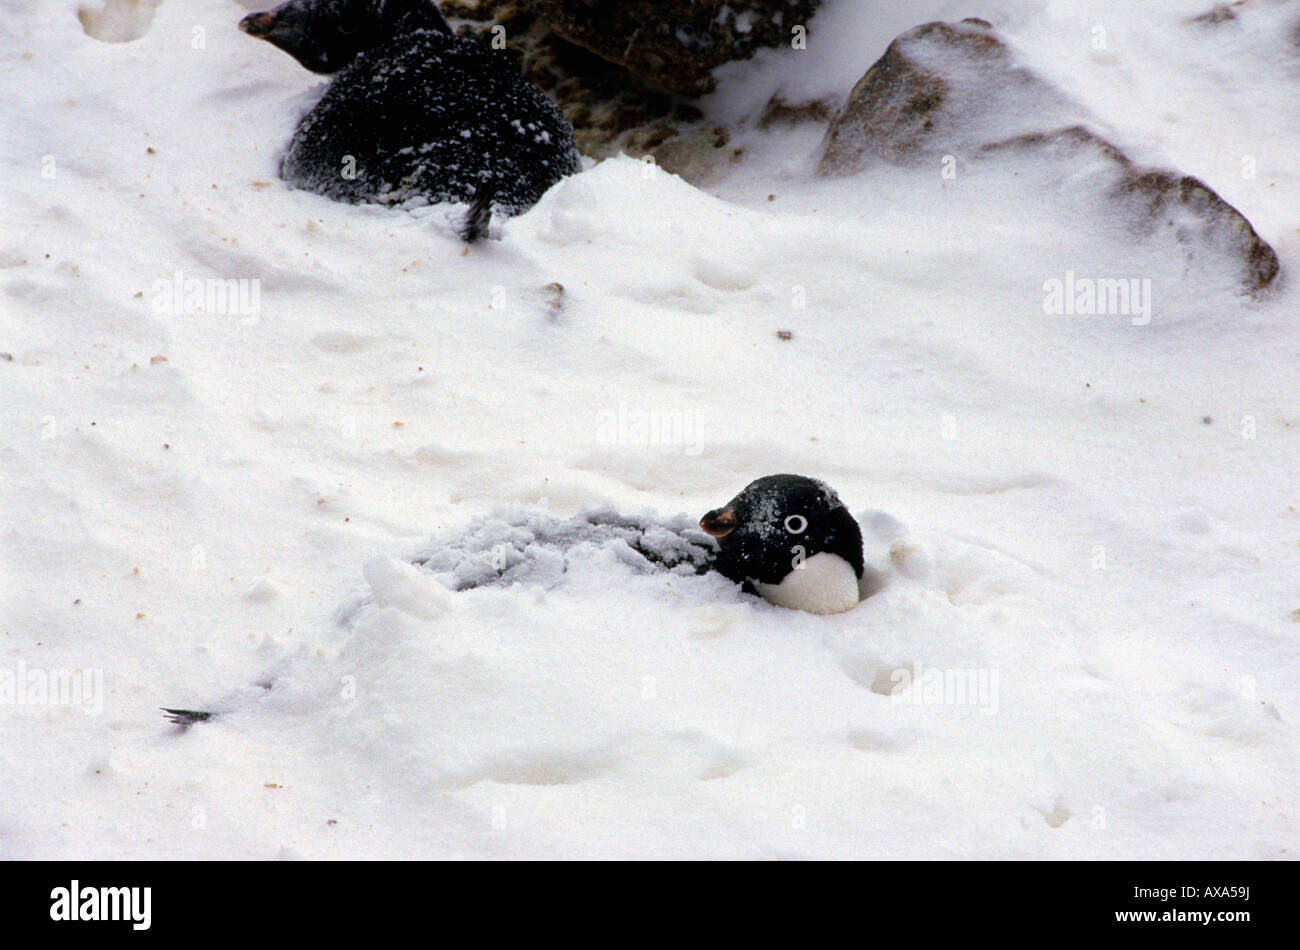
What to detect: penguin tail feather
<box><xmin>460</xmin><ymin>187</ymin><xmax>495</xmax><ymax>243</ymax></box>
<box><xmin>161</xmin><ymin>708</ymin><xmax>215</xmax><ymax>727</ymax></box>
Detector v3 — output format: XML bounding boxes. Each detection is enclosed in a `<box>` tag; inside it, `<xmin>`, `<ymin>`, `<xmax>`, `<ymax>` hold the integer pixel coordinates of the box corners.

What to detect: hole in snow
<box><xmin>847</xmin><ymin>728</ymin><xmax>895</xmax><ymax>752</ymax></box>
<box><xmin>838</xmin><ymin>653</ymin><xmax>904</xmax><ymax>696</ymax></box>
<box><xmin>78</xmin><ymin>0</ymin><xmax>162</xmax><ymax>44</ymax></box>
<box><xmin>1041</xmin><ymin>799</ymin><xmax>1071</xmax><ymax>828</ymax></box>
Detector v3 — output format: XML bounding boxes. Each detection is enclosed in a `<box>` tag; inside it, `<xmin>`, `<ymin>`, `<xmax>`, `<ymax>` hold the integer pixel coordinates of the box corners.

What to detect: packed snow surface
<box><xmin>1</xmin><ymin>0</ymin><xmax>1297</xmax><ymax>858</ymax></box>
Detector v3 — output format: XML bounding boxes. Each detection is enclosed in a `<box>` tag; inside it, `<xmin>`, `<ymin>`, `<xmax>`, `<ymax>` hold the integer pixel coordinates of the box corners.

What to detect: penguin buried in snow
<box><xmin>239</xmin><ymin>0</ymin><xmax>581</xmax><ymax>239</ymax></box>
<box><xmin>701</xmin><ymin>474</ymin><xmax>868</xmax><ymax>615</ymax></box>
<box><xmin>163</xmin><ymin>475</ymin><xmax>869</xmax><ymax>725</ymax></box>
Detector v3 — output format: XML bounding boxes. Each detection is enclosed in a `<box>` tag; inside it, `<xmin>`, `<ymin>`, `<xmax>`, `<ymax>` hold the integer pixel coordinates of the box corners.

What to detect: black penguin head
<box><xmin>239</xmin><ymin>0</ymin><xmax>450</xmax><ymax>74</ymax></box>
<box><xmin>700</xmin><ymin>474</ymin><xmax>865</xmax><ymax>587</ymax></box>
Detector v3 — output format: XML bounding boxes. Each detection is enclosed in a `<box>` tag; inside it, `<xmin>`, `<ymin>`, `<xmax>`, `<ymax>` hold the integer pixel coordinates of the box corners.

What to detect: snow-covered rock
<box><xmin>818</xmin><ymin>19</ymin><xmax>1279</xmax><ymax>292</ymax></box>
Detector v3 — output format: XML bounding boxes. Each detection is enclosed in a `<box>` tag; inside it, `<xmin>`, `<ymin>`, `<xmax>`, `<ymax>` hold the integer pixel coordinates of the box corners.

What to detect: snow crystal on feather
<box><xmin>413</xmin><ymin>507</ymin><xmax>718</xmax><ymax>592</ymax></box>
<box><xmin>281</xmin><ymin>29</ymin><xmax>580</xmax><ymax>214</ymax></box>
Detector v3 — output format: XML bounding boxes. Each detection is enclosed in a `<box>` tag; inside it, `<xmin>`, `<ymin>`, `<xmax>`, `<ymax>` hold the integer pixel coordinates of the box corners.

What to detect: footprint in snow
<box><xmin>78</xmin><ymin>0</ymin><xmax>161</xmax><ymax>44</ymax></box>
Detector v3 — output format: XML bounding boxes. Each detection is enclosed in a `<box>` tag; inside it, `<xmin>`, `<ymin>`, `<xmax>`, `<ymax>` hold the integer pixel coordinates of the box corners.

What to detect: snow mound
<box><xmin>247</xmin><ymin>501</ymin><xmax>1287</xmax><ymax>858</ymax></box>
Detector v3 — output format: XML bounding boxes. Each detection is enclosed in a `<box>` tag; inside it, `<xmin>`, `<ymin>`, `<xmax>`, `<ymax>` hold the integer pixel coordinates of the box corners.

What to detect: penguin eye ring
<box><xmin>784</xmin><ymin>515</ymin><xmax>807</xmax><ymax>535</ymax></box>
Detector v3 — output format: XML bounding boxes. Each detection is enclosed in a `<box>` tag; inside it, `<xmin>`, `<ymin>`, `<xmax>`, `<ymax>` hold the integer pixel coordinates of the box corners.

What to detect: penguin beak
<box><xmin>239</xmin><ymin>11</ymin><xmax>278</xmax><ymax>38</ymax></box>
<box><xmin>700</xmin><ymin>507</ymin><xmax>738</xmax><ymax>539</ymax></box>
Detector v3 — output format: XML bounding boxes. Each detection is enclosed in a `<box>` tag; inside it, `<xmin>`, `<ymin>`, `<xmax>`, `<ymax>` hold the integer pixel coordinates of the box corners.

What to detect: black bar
<box><xmin>2</xmin><ymin>860</ymin><xmax>1279</xmax><ymax>938</ymax></box>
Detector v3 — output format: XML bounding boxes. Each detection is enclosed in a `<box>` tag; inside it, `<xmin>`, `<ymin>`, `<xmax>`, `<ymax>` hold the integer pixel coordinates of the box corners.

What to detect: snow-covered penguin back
<box><xmin>281</xmin><ymin>29</ymin><xmax>580</xmax><ymax>214</ymax></box>
<box><xmin>413</xmin><ymin>506</ymin><xmax>717</xmax><ymax>592</ymax></box>
<box><xmin>241</xmin><ymin>1</ymin><xmax>580</xmax><ymax>217</ymax></box>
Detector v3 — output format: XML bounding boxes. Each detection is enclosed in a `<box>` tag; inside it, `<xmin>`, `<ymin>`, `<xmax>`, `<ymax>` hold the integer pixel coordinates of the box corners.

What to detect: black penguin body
<box><xmin>702</xmin><ymin>474</ymin><xmax>865</xmax><ymax>614</ymax></box>
<box><xmin>241</xmin><ymin>0</ymin><xmax>580</xmax><ymax>218</ymax></box>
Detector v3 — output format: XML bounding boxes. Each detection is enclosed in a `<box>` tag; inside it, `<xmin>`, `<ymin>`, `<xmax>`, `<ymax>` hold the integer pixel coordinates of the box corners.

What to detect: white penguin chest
<box><xmin>753</xmin><ymin>552</ymin><xmax>860</xmax><ymax>615</ymax></box>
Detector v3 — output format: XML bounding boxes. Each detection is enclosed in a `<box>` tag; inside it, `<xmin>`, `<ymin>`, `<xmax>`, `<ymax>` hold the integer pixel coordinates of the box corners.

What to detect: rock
<box><xmin>817</xmin><ymin>19</ymin><xmax>1279</xmax><ymax>293</ymax></box>
<box><xmin>522</xmin><ymin>0</ymin><xmax>823</xmax><ymax>96</ymax></box>
<box><xmin>646</xmin><ymin>125</ymin><xmax>744</xmax><ymax>184</ymax></box>
<box><xmin>446</xmin><ymin>1</ymin><xmax>749</xmax><ymax>181</ymax></box>
<box><xmin>446</xmin><ymin>1</ymin><xmax>829</xmax><ymax>178</ymax></box>
<box><xmin>1189</xmin><ymin>5</ymin><xmax>1238</xmax><ymax>26</ymax></box>
<box><xmin>818</xmin><ymin>21</ymin><xmax>1079</xmax><ymax>172</ymax></box>
<box><xmin>984</xmin><ymin>126</ymin><xmax>1280</xmax><ymax>291</ymax></box>
<box><xmin>444</xmin><ymin>1</ymin><xmax>704</xmax><ymax>160</ymax></box>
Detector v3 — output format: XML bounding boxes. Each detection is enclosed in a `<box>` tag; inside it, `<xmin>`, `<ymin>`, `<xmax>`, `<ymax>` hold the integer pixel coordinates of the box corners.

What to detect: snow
<box><xmin>1</xmin><ymin>0</ymin><xmax>1297</xmax><ymax>859</ymax></box>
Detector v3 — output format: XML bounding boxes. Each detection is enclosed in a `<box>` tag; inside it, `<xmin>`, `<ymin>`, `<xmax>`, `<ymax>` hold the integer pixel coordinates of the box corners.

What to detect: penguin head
<box><xmin>240</xmin><ymin>0</ymin><xmax>450</xmax><ymax>74</ymax></box>
<box><xmin>701</xmin><ymin>474</ymin><xmax>865</xmax><ymax>614</ymax></box>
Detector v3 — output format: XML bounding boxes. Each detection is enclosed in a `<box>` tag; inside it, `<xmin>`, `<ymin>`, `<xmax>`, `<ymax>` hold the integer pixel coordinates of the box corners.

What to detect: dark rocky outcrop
<box><xmin>443</xmin><ymin>0</ymin><xmax>703</xmax><ymax>159</ymax></box>
<box><xmin>521</xmin><ymin>0</ymin><xmax>823</xmax><ymax>96</ymax></box>
<box><xmin>442</xmin><ymin>1</ymin><xmax>830</xmax><ymax>175</ymax></box>
<box><xmin>444</xmin><ymin>0</ymin><xmax>761</xmax><ymax>178</ymax></box>
<box><xmin>818</xmin><ymin>19</ymin><xmax>1279</xmax><ymax>292</ymax></box>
